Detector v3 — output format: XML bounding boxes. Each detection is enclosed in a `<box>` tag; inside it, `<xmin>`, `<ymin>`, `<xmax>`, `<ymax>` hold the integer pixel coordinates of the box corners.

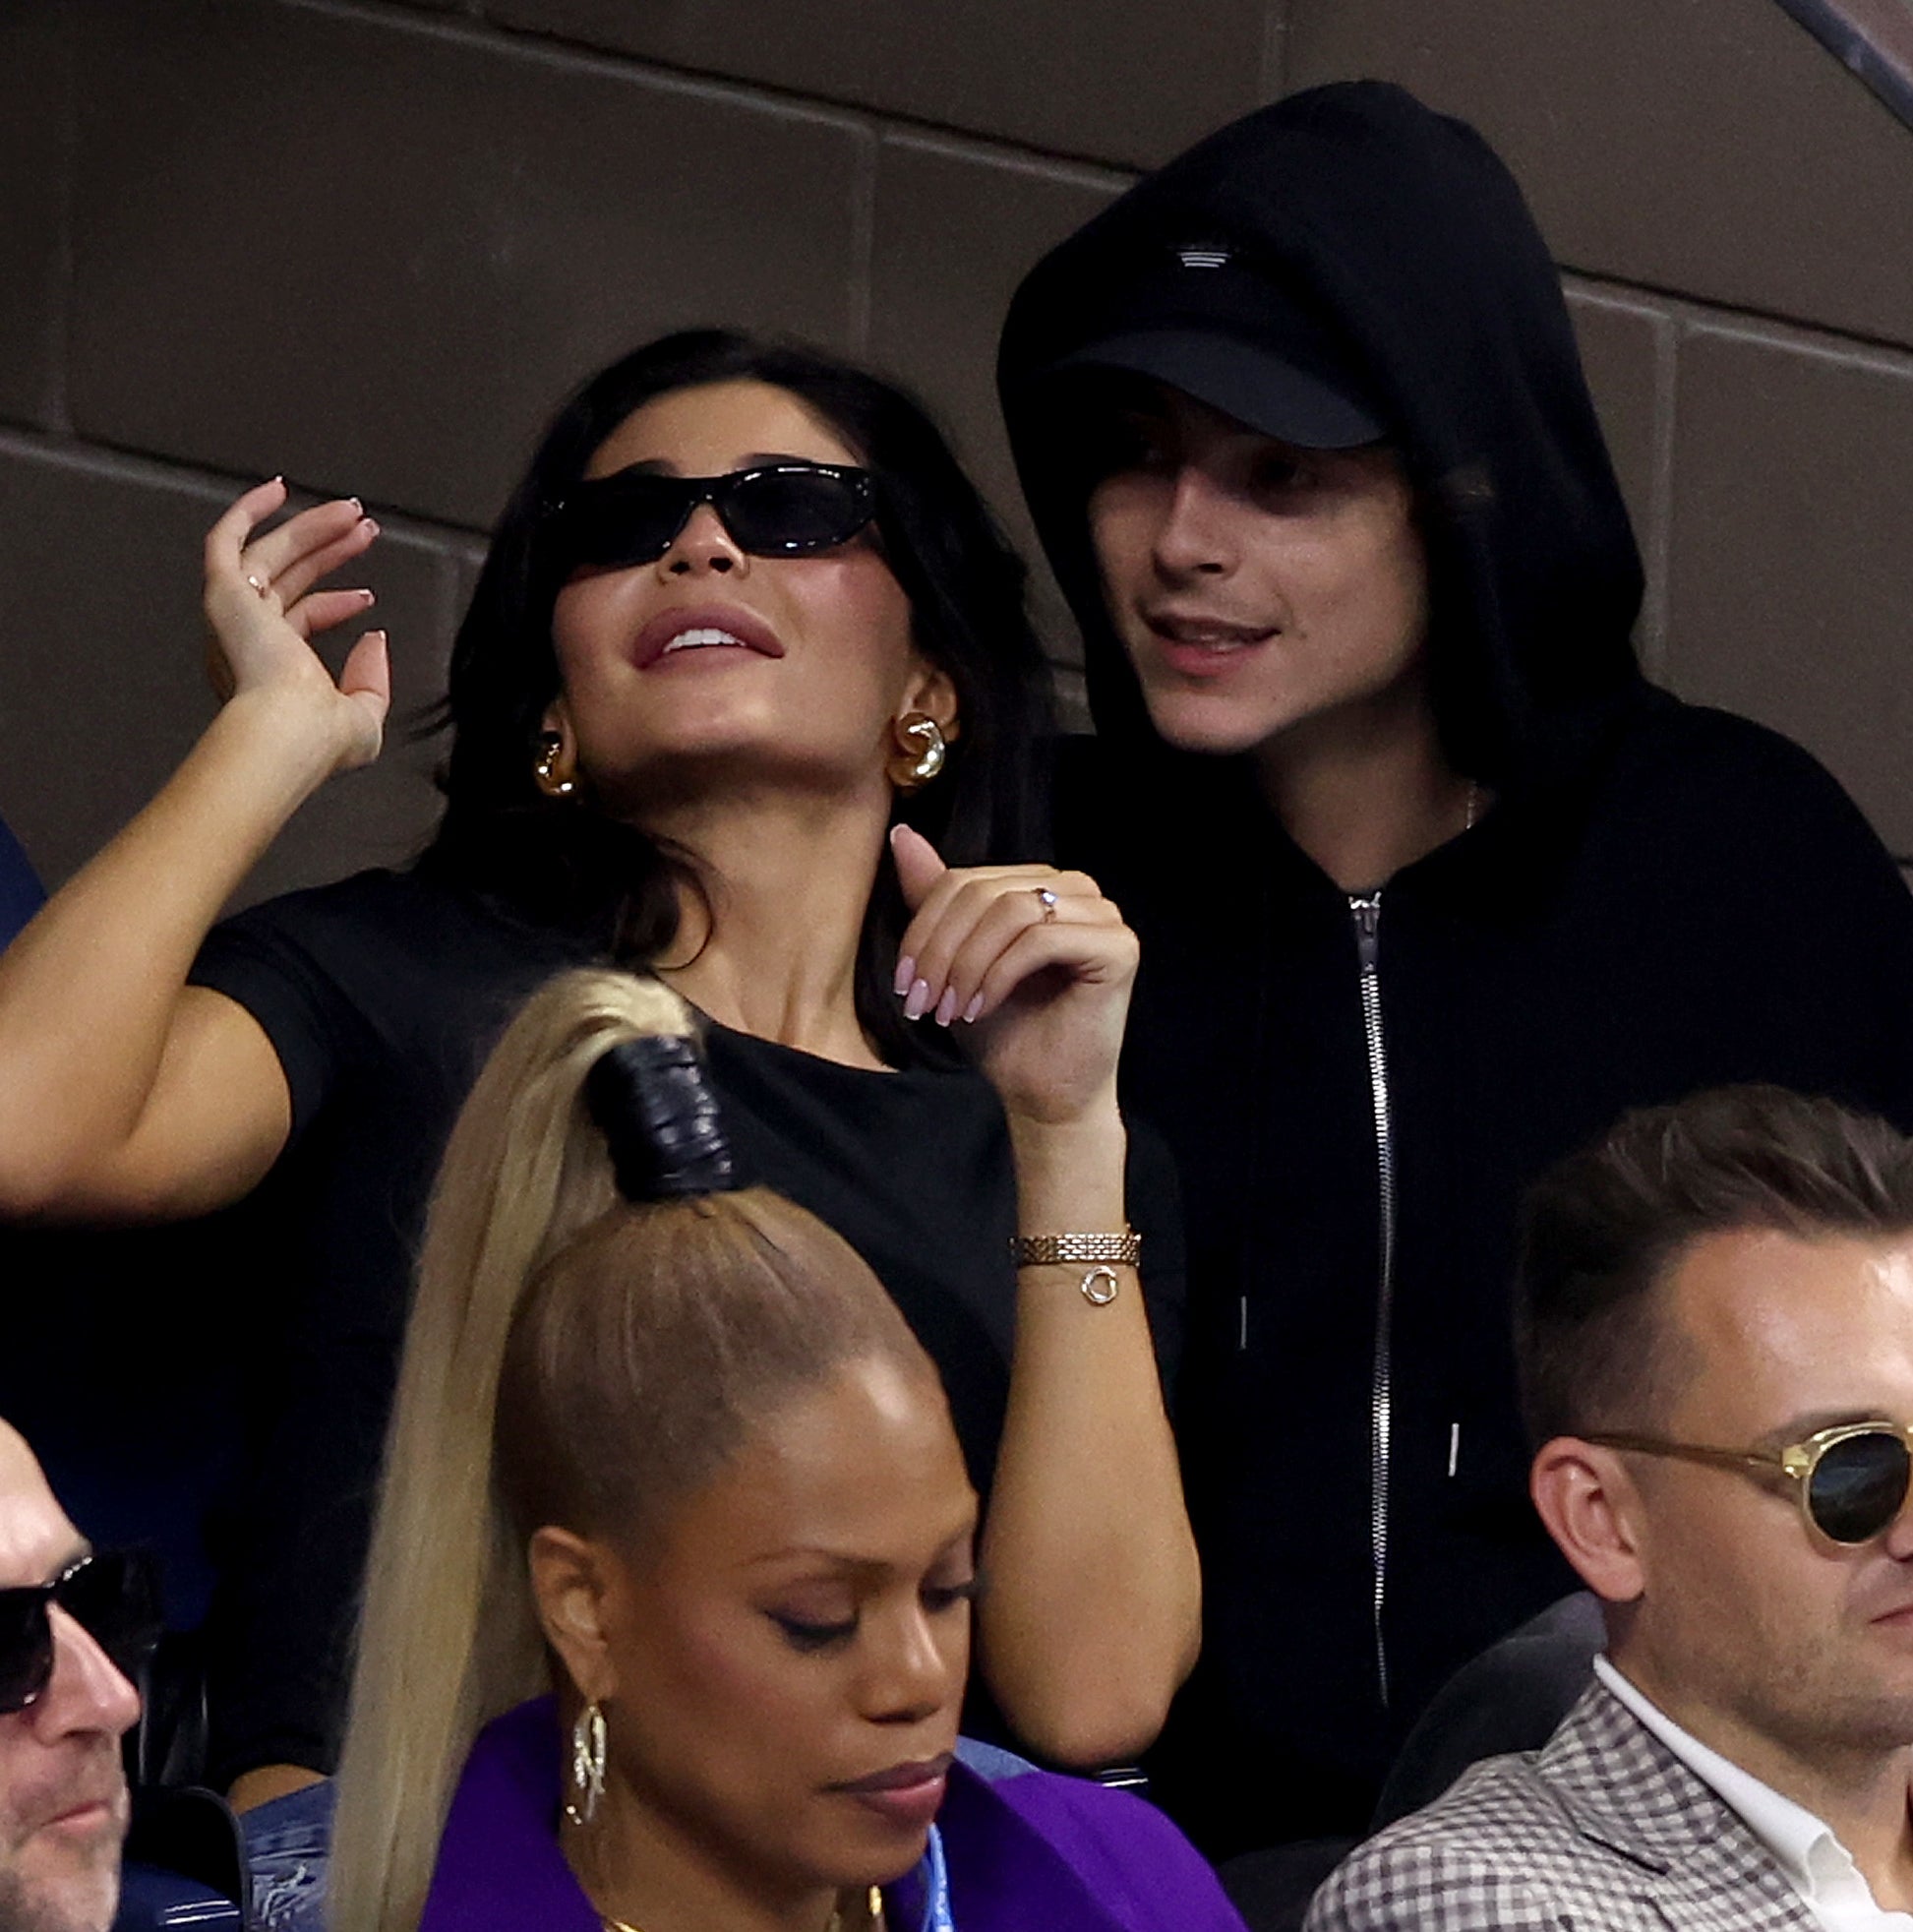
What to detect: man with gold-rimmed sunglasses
<box><xmin>1582</xmin><ymin>1420</ymin><xmax>1913</xmax><ymax>1551</ymax></box>
<box><xmin>1310</xmin><ymin>1085</ymin><xmax>1913</xmax><ymax>1931</ymax></box>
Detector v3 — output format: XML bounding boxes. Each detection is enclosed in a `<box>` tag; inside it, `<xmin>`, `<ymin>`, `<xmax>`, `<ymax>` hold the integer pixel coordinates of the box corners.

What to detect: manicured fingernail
<box><xmin>357</xmin><ymin>588</ymin><xmax>375</xmax><ymax>603</ymax></box>
<box><xmin>904</xmin><ymin>978</ymin><xmax>931</xmax><ymax>1021</ymax></box>
<box><xmin>348</xmin><ymin>497</ymin><xmax>362</xmax><ymax>513</ymax></box>
<box><xmin>934</xmin><ymin>987</ymin><xmax>958</xmax><ymax>1028</ymax></box>
<box><xmin>963</xmin><ymin>994</ymin><xmax>985</xmax><ymax>1024</ymax></box>
<box><xmin>893</xmin><ymin>954</ymin><xmax>916</xmax><ymax>998</ymax></box>
<box><xmin>361</xmin><ymin>517</ymin><xmax>380</xmax><ymax>536</ymax></box>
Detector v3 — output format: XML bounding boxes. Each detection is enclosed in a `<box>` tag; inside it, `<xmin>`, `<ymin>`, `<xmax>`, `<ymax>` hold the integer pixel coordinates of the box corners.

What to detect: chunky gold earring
<box><xmin>564</xmin><ymin>1699</ymin><xmax>607</xmax><ymax>1828</ymax></box>
<box><xmin>533</xmin><ymin>730</ymin><xmax>577</xmax><ymax>799</ymax></box>
<box><xmin>887</xmin><ymin>712</ymin><xmax>946</xmax><ymax>791</ymax></box>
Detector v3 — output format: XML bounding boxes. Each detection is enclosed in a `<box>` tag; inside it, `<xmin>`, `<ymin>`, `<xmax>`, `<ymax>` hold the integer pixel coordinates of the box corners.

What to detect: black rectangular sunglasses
<box><xmin>0</xmin><ymin>1548</ymin><xmax>162</xmax><ymax>1715</ymax></box>
<box><xmin>544</xmin><ymin>461</ymin><xmax>876</xmax><ymax>572</ymax></box>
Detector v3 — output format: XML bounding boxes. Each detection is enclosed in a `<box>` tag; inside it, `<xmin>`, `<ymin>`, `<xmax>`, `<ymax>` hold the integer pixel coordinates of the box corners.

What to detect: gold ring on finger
<box><xmin>1035</xmin><ymin>886</ymin><xmax>1058</xmax><ymax>923</ymax></box>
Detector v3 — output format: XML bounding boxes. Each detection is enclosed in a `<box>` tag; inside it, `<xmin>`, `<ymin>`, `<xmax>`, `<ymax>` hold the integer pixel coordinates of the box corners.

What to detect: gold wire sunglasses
<box><xmin>1584</xmin><ymin>1421</ymin><xmax>1913</xmax><ymax>1546</ymax></box>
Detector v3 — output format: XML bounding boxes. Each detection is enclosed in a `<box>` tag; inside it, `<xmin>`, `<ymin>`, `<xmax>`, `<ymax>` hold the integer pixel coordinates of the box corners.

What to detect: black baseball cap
<box><xmin>1048</xmin><ymin>238</ymin><xmax>1387</xmax><ymax>451</ymax></box>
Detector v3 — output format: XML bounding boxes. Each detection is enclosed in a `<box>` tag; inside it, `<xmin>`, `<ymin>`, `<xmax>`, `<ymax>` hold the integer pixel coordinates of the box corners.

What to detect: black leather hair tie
<box><xmin>585</xmin><ymin>1035</ymin><xmax>738</xmax><ymax>1201</ymax></box>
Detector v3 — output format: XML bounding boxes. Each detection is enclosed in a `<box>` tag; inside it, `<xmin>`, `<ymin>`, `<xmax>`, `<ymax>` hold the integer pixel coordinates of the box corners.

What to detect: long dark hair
<box><xmin>422</xmin><ymin>331</ymin><xmax>1055</xmax><ymax>1065</ymax></box>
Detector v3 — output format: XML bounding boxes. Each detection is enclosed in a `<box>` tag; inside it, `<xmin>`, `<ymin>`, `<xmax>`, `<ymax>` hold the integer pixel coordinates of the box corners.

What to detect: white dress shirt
<box><xmin>1595</xmin><ymin>1656</ymin><xmax>1913</xmax><ymax>1932</ymax></box>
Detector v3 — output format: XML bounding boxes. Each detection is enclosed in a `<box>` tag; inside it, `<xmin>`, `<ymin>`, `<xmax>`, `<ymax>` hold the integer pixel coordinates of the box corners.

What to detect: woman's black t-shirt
<box><xmin>187</xmin><ymin>865</ymin><xmax>1183</xmax><ymax>1781</ymax></box>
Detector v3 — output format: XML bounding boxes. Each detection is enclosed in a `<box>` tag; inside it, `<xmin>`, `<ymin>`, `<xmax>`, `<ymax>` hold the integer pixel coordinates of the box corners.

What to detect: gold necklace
<box><xmin>601</xmin><ymin>1889</ymin><xmax>885</xmax><ymax>1932</ymax></box>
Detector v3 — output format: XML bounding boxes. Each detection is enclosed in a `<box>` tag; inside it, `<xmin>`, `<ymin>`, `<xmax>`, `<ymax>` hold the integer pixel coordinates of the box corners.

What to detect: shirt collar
<box><xmin>1593</xmin><ymin>1655</ymin><xmax>1904</xmax><ymax>1915</ymax></box>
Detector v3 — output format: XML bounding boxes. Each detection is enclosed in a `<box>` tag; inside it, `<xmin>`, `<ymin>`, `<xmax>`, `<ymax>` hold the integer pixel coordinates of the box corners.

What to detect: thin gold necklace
<box><xmin>601</xmin><ymin>1889</ymin><xmax>886</xmax><ymax>1932</ymax></box>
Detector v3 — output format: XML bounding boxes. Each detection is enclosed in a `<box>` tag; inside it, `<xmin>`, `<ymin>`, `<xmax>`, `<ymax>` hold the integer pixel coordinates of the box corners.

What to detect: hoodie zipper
<box><xmin>1350</xmin><ymin>889</ymin><xmax>1396</xmax><ymax>1711</ymax></box>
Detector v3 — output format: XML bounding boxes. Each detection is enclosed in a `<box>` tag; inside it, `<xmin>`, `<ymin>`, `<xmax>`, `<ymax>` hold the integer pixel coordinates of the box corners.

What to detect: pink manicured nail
<box><xmin>356</xmin><ymin>588</ymin><xmax>375</xmax><ymax>604</ymax></box>
<box><xmin>904</xmin><ymin>978</ymin><xmax>931</xmax><ymax>1021</ymax></box>
<box><xmin>348</xmin><ymin>497</ymin><xmax>363</xmax><ymax>513</ymax></box>
<box><xmin>893</xmin><ymin>954</ymin><xmax>916</xmax><ymax>998</ymax></box>
<box><xmin>934</xmin><ymin>987</ymin><xmax>958</xmax><ymax>1028</ymax></box>
<box><xmin>361</xmin><ymin>517</ymin><xmax>380</xmax><ymax>536</ymax></box>
<box><xmin>962</xmin><ymin>994</ymin><xmax>985</xmax><ymax>1024</ymax></box>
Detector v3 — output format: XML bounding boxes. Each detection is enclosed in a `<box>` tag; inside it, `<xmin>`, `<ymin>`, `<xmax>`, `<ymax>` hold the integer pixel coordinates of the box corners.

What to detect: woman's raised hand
<box><xmin>202</xmin><ymin>479</ymin><xmax>390</xmax><ymax>771</ymax></box>
<box><xmin>890</xmin><ymin>823</ymin><xmax>1137</xmax><ymax>1129</ymax></box>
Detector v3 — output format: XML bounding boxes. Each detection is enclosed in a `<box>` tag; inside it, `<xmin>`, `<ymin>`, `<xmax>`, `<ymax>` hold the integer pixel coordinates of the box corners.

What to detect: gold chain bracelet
<box><xmin>1012</xmin><ymin>1230</ymin><xmax>1141</xmax><ymax>1267</ymax></box>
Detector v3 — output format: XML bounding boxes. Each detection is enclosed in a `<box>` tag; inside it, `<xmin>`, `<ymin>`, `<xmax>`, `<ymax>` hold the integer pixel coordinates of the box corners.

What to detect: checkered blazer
<box><xmin>1303</xmin><ymin>1680</ymin><xmax>1821</xmax><ymax>1931</ymax></box>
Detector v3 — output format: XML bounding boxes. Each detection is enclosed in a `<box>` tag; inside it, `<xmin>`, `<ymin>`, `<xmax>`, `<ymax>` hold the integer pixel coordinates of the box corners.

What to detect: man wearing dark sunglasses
<box><xmin>0</xmin><ymin>1419</ymin><xmax>143</xmax><ymax>1932</ymax></box>
<box><xmin>1310</xmin><ymin>1085</ymin><xmax>1913</xmax><ymax>1930</ymax></box>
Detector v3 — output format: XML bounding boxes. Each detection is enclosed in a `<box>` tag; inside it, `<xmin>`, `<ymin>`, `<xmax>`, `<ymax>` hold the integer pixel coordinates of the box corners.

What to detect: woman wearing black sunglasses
<box><xmin>0</xmin><ymin>333</ymin><xmax>1196</xmax><ymax>1856</ymax></box>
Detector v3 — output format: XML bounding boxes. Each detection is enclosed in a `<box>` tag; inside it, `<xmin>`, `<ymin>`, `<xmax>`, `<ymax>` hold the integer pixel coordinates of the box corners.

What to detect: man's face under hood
<box><xmin>1085</xmin><ymin>381</ymin><xmax>1431</xmax><ymax>761</ymax></box>
<box><xmin>999</xmin><ymin>86</ymin><xmax>1648</xmax><ymax>773</ymax></box>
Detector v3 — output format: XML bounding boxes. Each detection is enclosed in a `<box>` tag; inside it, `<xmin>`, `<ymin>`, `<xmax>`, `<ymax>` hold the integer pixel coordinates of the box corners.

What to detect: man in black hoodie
<box><xmin>998</xmin><ymin>83</ymin><xmax>1913</xmax><ymax>1862</ymax></box>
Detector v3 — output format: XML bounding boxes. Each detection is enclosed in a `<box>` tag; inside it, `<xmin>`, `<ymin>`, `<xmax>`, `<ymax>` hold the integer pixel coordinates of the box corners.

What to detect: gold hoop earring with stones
<box><xmin>534</xmin><ymin>730</ymin><xmax>577</xmax><ymax>799</ymax></box>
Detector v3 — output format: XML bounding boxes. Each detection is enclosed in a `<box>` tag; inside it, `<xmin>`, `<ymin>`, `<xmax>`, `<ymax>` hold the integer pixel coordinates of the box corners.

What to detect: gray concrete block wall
<box><xmin>1284</xmin><ymin>0</ymin><xmax>1913</xmax><ymax>860</ymax></box>
<box><xmin>0</xmin><ymin>433</ymin><xmax>462</xmax><ymax>905</ymax></box>
<box><xmin>3</xmin><ymin>0</ymin><xmax>1912</xmax><ymax>905</ymax></box>
<box><xmin>486</xmin><ymin>0</ymin><xmax>1279</xmax><ymax>167</ymax></box>
<box><xmin>70</xmin><ymin>1</ymin><xmax>871</xmax><ymax>523</ymax></box>
<box><xmin>1668</xmin><ymin>322</ymin><xmax>1913</xmax><ymax>854</ymax></box>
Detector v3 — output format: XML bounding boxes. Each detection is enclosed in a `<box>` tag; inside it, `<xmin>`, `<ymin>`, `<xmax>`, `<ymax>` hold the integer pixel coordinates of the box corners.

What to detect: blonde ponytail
<box><xmin>329</xmin><ymin>969</ymin><xmax>692</xmax><ymax>1932</ymax></box>
<box><xmin>329</xmin><ymin>968</ymin><xmax>926</xmax><ymax>1932</ymax></box>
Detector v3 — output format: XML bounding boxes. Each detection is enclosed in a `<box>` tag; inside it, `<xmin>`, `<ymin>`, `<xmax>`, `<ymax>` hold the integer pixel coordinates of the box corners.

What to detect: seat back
<box><xmin>115</xmin><ymin>1785</ymin><xmax>251</xmax><ymax>1930</ymax></box>
<box><xmin>113</xmin><ymin>1636</ymin><xmax>252</xmax><ymax>1930</ymax></box>
<box><xmin>113</xmin><ymin>1860</ymin><xmax>244</xmax><ymax>1931</ymax></box>
<box><xmin>1371</xmin><ymin>1590</ymin><xmax>1605</xmax><ymax>1830</ymax></box>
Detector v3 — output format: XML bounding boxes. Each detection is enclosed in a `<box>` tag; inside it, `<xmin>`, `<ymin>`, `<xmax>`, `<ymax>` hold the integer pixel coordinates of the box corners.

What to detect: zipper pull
<box><xmin>1349</xmin><ymin>890</ymin><xmax>1383</xmax><ymax>974</ymax></box>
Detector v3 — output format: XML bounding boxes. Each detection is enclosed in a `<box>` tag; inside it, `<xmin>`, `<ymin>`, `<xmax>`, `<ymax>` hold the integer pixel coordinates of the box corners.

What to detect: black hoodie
<box><xmin>999</xmin><ymin>83</ymin><xmax>1913</xmax><ymax>1853</ymax></box>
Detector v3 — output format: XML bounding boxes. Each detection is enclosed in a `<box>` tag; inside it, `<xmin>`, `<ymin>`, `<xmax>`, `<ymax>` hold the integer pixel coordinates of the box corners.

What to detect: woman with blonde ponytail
<box><xmin>331</xmin><ymin>968</ymin><xmax>1242</xmax><ymax>1932</ymax></box>
<box><xmin>332</xmin><ymin>970</ymin><xmax>673</xmax><ymax>1932</ymax></box>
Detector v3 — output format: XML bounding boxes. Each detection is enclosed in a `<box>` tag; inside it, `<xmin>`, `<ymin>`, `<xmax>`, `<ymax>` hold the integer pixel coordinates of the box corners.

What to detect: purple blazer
<box><xmin>420</xmin><ymin>1698</ymin><xmax>1248</xmax><ymax>1932</ymax></box>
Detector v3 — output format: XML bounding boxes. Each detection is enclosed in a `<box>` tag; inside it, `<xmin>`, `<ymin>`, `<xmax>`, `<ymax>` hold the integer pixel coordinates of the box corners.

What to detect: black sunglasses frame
<box><xmin>0</xmin><ymin>1547</ymin><xmax>162</xmax><ymax>1717</ymax></box>
<box><xmin>543</xmin><ymin>461</ymin><xmax>877</xmax><ymax>571</ymax></box>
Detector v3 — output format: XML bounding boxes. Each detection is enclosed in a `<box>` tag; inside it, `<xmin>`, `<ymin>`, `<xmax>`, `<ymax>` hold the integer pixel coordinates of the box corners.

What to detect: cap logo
<box><xmin>1177</xmin><ymin>244</ymin><xmax>1230</xmax><ymax>270</ymax></box>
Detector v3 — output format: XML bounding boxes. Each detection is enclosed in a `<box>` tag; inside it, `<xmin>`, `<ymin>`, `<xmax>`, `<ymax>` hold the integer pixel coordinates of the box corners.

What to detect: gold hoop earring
<box><xmin>564</xmin><ymin>1699</ymin><xmax>607</xmax><ymax>1829</ymax></box>
<box><xmin>534</xmin><ymin>730</ymin><xmax>577</xmax><ymax>800</ymax></box>
<box><xmin>888</xmin><ymin>712</ymin><xmax>946</xmax><ymax>791</ymax></box>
